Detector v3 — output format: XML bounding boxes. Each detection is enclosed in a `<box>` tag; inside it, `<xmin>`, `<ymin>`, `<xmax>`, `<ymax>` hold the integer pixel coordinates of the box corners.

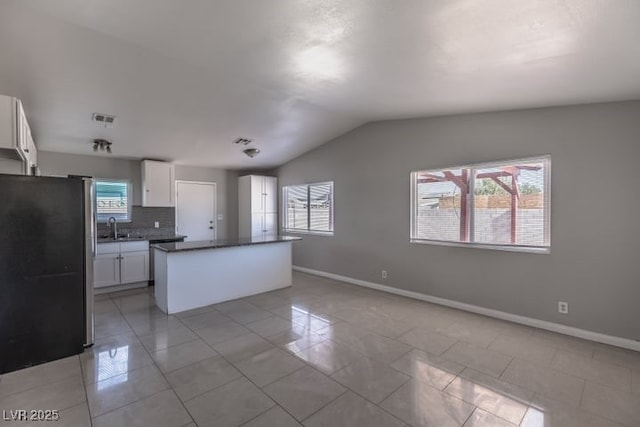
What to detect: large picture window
<box><xmin>411</xmin><ymin>156</ymin><xmax>550</xmax><ymax>252</ymax></box>
<box><xmin>95</xmin><ymin>179</ymin><xmax>132</xmax><ymax>223</ymax></box>
<box><xmin>283</xmin><ymin>182</ymin><xmax>334</xmax><ymax>234</ymax></box>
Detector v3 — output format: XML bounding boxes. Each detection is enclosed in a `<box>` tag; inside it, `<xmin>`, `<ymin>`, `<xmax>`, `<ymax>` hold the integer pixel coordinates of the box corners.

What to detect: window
<box><xmin>411</xmin><ymin>156</ymin><xmax>550</xmax><ymax>252</ymax></box>
<box><xmin>95</xmin><ymin>179</ymin><xmax>132</xmax><ymax>223</ymax></box>
<box><xmin>283</xmin><ymin>181</ymin><xmax>334</xmax><ymax>234</ymax></box>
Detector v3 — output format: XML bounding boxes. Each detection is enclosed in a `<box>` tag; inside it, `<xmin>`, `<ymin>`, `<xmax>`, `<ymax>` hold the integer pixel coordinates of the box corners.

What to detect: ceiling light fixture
<box><xmin>233</xmin><ymin>137</ymin><xmax>253</xmax><ymax>146</ymax></box>
<box><xmin>93</xmin><ymin>139</ymin><xmax>113</xmax><ymax>154</ymax></box>
<box><xmin>243</xmin><ymin>148</ymin><xmax>260</xmax><ymax>158</ymax></box>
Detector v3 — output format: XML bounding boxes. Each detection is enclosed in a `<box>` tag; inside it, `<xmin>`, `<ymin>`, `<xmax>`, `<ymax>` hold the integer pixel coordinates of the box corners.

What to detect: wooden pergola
<box><xmin>417</xmin><ymin>165</ymin><xmax>542</xmax><ymax>243</ymax></box>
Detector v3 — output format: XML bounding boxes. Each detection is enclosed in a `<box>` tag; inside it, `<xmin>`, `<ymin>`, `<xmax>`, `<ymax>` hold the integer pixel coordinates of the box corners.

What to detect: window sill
<box><xmin>410</xmin><ymin>239</ymin><xmax>550</xmax><ymax>254</ymax></box>
<box><xmin>282</xmin><ymin>230</ymin><xmax>334</xmax><ymax>237</ymax></box>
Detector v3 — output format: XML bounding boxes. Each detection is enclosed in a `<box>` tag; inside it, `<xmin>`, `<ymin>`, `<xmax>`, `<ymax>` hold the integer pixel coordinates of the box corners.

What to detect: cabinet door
<box><xmin>120</xmin><ymin>251</ymin><xmax>149</xmax><ymax>284</ymax></box>
<box><xmin>94</xmin><ymin>254</ymin><xmax>120</xmax><ymax>288</ymax></box>
<box><xmin>142</xmin><ymin>160</ymin><xmax>175</xmax><ymax>207</ymax></box>
<box><xmin>251</xmin><ymin>213</ymin><xmax>264</xmax><ymax>237</ymax></box>
<box><xmin>263</xmin><ymin>213</ymin><xmax>277</xmax><ymax>234</ymax></box>
<box><xmin>263</xmin><ymin>177</ymin><xmax>278</xmax><ymax>213</ymax></box>
<box><xmin>16</xmin><ymin>100</ymin><xmax>29</xmax><ymax>154</ymax></box>
<box><xmin>25</xmin><ymin>133</ymin><xmax>36</xmax><ymax>170</ymax></box>
<box><xmin>250</xmin><ymin>175</ymin><xmax>263</xmax><ymax>213</ymax></box>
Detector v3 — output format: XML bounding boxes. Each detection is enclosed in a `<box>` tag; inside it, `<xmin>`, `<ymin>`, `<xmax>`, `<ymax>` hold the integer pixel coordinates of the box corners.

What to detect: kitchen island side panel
<box><xmin>153</xmin><ymin>249</ymin><xmax>169</xmax><ymax>313</ymax></box>
<box><xmin>157</xmin><ymin>241</ymin><xmax>292</xmax><ymax>314</ymax></box>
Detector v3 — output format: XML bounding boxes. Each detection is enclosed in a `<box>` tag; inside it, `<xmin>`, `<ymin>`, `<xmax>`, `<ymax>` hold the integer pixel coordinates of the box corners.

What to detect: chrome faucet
<box><xmin>108</xmin><ymin>217</ymin><xmax>118</xmax><ymax>240</ymax></box>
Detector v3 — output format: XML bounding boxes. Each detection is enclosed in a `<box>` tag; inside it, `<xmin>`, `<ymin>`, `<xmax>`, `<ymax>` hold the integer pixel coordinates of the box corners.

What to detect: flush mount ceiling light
<box><xmin>243</xmin><ymin>148</ymin><xmax>260</xmax><ymax>158</ymax></box>
<box><xmin>93</xmin><ymin>138</ymin><xmax>113</xmax><ymax>154</ymax></box>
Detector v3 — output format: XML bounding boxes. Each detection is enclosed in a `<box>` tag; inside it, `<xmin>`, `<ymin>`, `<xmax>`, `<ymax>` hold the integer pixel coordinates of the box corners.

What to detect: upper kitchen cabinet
<box><xmin>238</xmin><ymin>175</ymin><xmax>278</xmax><ymax>237</ymax></box>
<box><xmin>0</xmin><ymin>95</ymin><xmax>38</xmax><ymax>174</ymax></box>
<box><xmin>141</xmin><ymin>160</ymin><xmax>175</xmax><ymax>207</ymax></box>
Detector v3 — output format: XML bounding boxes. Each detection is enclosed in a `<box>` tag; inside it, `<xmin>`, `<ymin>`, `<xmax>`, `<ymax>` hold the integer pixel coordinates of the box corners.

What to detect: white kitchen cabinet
<box><xmin>141</xmin><ymin>160</ymin><xmax>175</xmax><ymax>207</ymax></box>
<box><xmin>239</xmin><ymin>175</ymin><xmax>278</xmax><ymax>237</ymax></box>
<box><xmin>0</xmin><ymin>95</ymin><xmax>37</xmax><ymax>174</ymax></box>
<box><xmin>93</xmin><ymin>253</ymin><xmax>120</xmax><ymax>288</ymax></box>
<box><xmin>94</xmin><ymin>241</ymin><xmax>149</xmax><ymax>289</ymax></box>
<box><xmin>120</xmin><ymin>251</ymin><xmax>149</xmax><ymax>284</ymax></box>
<box><xmin>263</xmin><ymin>177</ymin><xmax>278</xmax><ymax>213</ymax></box>
<box><xmin>263</xmin><ymin>213</ymin><xmax>277</xmax><ymax>234</ymax></box>
<box><xmin>24</xmin><ymin>130</ymin><xmax>37</xmax><ymax>170</ymax></box>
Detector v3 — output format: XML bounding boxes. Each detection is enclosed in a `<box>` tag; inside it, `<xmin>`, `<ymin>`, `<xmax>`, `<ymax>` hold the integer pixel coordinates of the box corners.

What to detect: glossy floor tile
<box><xmin>303</xmin><ymin>391</ymin><xmax>405</xmax><ymax>427</ymax></box>
<box><xmin>390</xmin><ymin>348</ymin><xmax>464</xmax><ymax>390</ymax></box>
<box><xmin>500</xmin><ymin>359</ymin><xmax>585</xmax><ymax>407</ymax></box>
<box><xmin>330</xmin><ymin>357</ymin><xmax>410</xmax><ymax>403</ymax></box>
<box><xmin>380</xmin><ymin>379</ymin><xmax>475</xmax><ymax>427</ymax></box>
<box><xmin>165</xmin><ymin>355</ymin><xmax>242</xmax><ymax>401</ymax></box>
<box><xmin>1</xmin><ymin>271</ymin><xmax>638</xmax><ymax>427</ymax></box>
<box><xmin>242</xmin><ymin>406</ymin><xmax>301</xmax><ymax>427</ymax></box>
<box><xmin>262</xmin><ymin>366</ymin><xmax>346</xmax><ymax>420</ymax></box>
<box><xmin>184</xmin><ymin>377</ymin><xmax>275</xmax><ymax>427</ymax></box>
<box><xmin>398</xmin><ymin>327</ymin><xmax>458</xmax><ymax>356</ymax></box>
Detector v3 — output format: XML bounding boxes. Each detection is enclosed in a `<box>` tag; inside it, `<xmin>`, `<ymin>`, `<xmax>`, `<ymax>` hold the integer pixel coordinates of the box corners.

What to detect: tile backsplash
<box><xmin>97</xmin><ymin>206</ymin><xmax>175</xmax><ymax>237</ymax></box>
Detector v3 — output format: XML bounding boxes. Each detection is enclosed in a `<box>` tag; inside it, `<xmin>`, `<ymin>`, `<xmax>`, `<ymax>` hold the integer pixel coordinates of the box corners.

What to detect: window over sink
<box><xmin>95</xmin><ymin>179</ymin><xmax>132</xmax><ymax>223</ymax></box>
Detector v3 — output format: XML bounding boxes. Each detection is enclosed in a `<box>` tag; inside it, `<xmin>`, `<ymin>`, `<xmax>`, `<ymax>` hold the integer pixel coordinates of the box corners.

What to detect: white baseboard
<box><xmin>94</xmin><ymin>281</ymin><xmax>149</xmax><ymax>295</ymax></box>
<box><xmin>293</xmin><ymin>266</ymin><xmax>640</xmax><ymax>352</ymax></box>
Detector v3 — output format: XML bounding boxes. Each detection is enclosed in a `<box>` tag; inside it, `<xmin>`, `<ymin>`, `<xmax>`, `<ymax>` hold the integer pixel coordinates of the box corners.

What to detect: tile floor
<box><xmin>1</xmin><ymin>271</ymin><xmax>639</xmax><ymax>426</ymax></box>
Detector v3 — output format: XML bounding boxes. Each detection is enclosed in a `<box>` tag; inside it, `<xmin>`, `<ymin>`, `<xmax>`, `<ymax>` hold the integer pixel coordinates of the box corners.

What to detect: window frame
<box><xmin>282</xmin><ymin>181</ymin><xmax>334</xmax><ymax>236</ymax></box>
<box><xmin>94</xmin><ymin>178</ymin><xmax>133</xmax><ymax>223</ymax></box>
<box><xmin>410</xmin><ymin>155</ymin><xmax>551</xmax><ymax>254</ymax></box>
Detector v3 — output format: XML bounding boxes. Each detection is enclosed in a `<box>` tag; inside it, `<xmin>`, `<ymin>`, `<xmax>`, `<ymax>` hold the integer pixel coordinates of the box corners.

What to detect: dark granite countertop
<box><xmin>152</xmin><ymin>235</ymin><xmax>301</xmax><ymax>253</ymax></box>
<box><xmin>97</xmin><ymin>234</ymin><xmax>186</xmax><ymax>244</ymax></box>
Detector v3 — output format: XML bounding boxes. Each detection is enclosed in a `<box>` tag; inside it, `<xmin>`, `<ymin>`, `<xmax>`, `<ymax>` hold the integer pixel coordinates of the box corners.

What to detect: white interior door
<box><xmin>176</xmin><ymin>181</ymin><xmax>217</xmax><ymax>242</ymax></box>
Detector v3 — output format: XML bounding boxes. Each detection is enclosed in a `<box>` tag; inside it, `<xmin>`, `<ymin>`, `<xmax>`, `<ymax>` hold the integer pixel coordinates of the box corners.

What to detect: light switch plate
<box><xmin>154</xmin><ymin>221</ymin><xmax>160</xmax><ymax>228</ymax></box>
<box><xmin>217</xmin><ymin>214</ymin><xmax>224</xmax><ymax>221</ymax></box>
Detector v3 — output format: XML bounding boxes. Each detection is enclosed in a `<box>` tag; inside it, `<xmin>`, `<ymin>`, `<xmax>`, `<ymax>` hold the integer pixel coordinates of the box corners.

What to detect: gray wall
<box><xmin>276</xmin><ymin>101</ymin><xmax>640</xmax><ymax>341</ymax></box>
<box><xmin>0</xmin><ymin>158</ymin><xmax>24</xmax><ymax>174</ymax></box>
<box><xmin>38</xmin><ymin>151</ymin><xmax>238</xmax><ymax>239</ymax></box>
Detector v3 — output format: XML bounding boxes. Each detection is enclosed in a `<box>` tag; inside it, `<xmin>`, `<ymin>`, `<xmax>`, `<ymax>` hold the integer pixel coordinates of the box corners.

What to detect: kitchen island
<box><xmin>152</xmin><ymin>235</ymin><xmax>301</xmax><ymax>314</ymax></box>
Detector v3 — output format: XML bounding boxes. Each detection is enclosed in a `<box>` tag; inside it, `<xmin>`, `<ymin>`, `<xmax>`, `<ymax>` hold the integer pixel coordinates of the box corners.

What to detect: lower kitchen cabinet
<box><xmin>94</xmin><ymin>241</ymin><xmax>149</xmax><ymax>289</ymax></box>
<box><xmin>120</xmin><ymin>251</ymin><xmax>149</xmax><ymax>284</ymax></box>
<box><xmin>94</xmin><ymin>254</ymin><xmax>120</xmax><ymax>288</ymax></box>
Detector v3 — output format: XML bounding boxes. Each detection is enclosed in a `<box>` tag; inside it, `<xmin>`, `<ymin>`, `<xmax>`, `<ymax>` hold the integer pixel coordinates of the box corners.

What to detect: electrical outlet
<box><xmin>154</xmin><ymin>221</ymin><xmax>160</xmax><ymax>229</ymax></box>
<box><xmin>558</xmin><ymin>301</ymin><xmax>569</xmax><ymax>314</ymax></box>
<box><xmin>381</xmin><ymin>270</ymin><xmax>388</xmax><ymax>279</ymax></box>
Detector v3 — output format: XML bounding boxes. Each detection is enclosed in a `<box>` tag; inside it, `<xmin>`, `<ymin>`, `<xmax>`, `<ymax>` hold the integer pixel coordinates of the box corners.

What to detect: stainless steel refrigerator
<box><xmin>0</xmin><ymin>174</ymin><xmax>94</xmax><ymax>374</ymax></box>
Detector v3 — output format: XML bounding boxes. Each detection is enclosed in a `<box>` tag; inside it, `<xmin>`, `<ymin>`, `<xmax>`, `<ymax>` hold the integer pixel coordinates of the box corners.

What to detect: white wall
<box><xmin>277</xmin><ymin>101</ymin><xmax>640</xmax><ymax>342</ymax></box>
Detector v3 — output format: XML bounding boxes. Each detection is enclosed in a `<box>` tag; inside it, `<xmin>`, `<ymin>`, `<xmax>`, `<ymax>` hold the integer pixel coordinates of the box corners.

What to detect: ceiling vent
<box><xmin>233</xmin><ymin>137</ymin><xmax>253</xmax><ymax>146</ymax></box>
<box><xmin>92</xmin><ymin>113</ymin><xmax>116</xmax><ymax>127</ymax></box>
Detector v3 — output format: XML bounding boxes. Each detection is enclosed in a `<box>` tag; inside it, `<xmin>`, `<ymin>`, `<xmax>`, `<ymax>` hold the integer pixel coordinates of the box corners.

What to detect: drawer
<box><xmin>119</xmin><ymin>241</ymin><xmax>149</xmax><ymax>253</ymax></box>
<box><xmin>96</xmin><ymin>242</ymin><xmax>120</xmax><ymax>255</ymax></box>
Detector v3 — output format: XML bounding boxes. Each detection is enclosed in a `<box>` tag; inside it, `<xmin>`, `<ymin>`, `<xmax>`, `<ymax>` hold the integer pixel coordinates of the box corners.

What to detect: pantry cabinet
<box><xmin>239</xmin><ymin>175</ymin><xmax>278</xmax><ymax>237</ymax></box>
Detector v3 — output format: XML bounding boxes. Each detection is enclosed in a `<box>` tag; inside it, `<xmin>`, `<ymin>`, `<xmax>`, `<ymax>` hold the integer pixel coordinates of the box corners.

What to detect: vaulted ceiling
<box><xmin>1</xmin><ymin>0</ymin><xmax>639</xmax><ymax>168</ymax></box>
